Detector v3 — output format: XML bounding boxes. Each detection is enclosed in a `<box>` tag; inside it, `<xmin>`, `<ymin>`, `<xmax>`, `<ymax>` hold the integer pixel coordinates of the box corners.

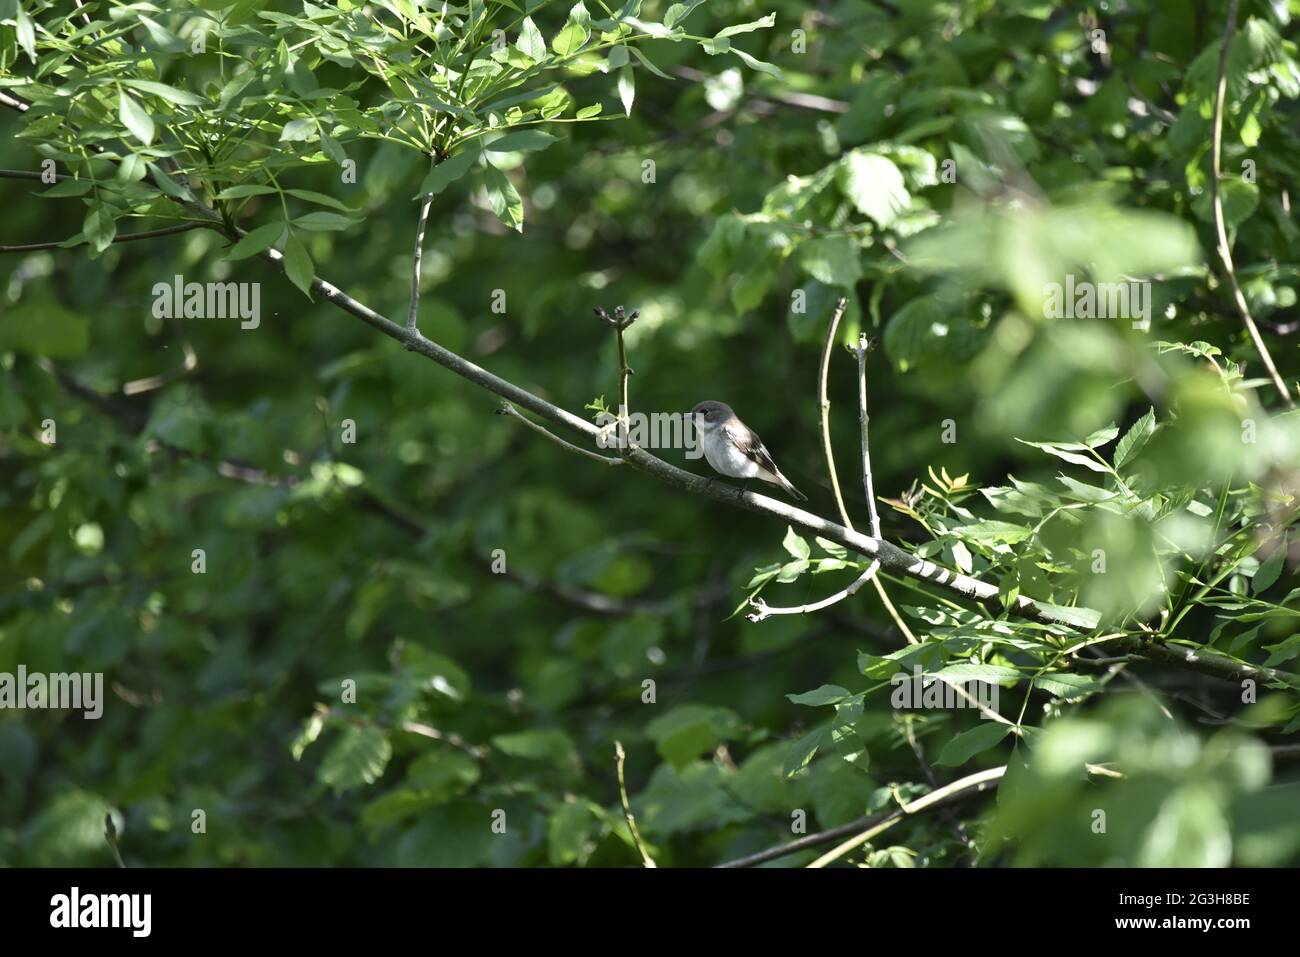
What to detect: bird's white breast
<box><xmin>702</xmin><ymin>428</ymin><xmax>761</xmax><ymax>478</ymax></box>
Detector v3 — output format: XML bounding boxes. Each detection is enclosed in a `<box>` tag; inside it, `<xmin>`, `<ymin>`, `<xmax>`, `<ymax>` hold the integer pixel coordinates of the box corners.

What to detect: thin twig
<box><xmin>818</xmin><ymin>297</ymin><xmax>853</xmax><ymax>524</ymax></box>
<box><xmin>614</xmin><ymin>741</ymin><xmax>656</xmax><ymax>868</ymax></box>
<box><xmin>746</xmin><ymin>564</ymin><xmax>880</xmax><ymax>620</ymax></box>
<box><xmin>0</xmin><ymin>167</ymin><xmax>68</xmax><ymax>181</ymax></box>
<box><xmin>104</xmin><ymin>815</ymin><xmax>127</xmax><ymax>868</ymax></box>
<box><xmin>855</xmin><ymin>334</ymin><xmax>883</xmax><ymax>541</ymax></box>
<box><xmin>399</xmin><ymin>720</ymin><xmax>488</xmax><ymax>761</ymax></box>
<box><xmin>902</xmin><ymin>716</ymin><xmax>974</xmax><ymax>853</ymax></box>
<box><xmin>1209</xmin><ymin>0</ymin><xmax>1294</xmax><ymax>407</ymax></box>
<box><xmin>122</xmin><ymin>338</ymin><xmax>199</xmax><ymax>395</ymax></box>
<box><xmin>496</xmin><ymin>402</ymin><xmax>624</xmax><ymax>466</ymax></box>
<box><xmin>806</xmin><ymin>766</ymin><xmax>1007</xmax><ymax>867</ymax></box>
<box><xmin>853</xmin><ymin>331</ymin><xmax>921</xmax><ymax>643</ymax></box>
<box><xmin>749</xmin><ymin>301</ymin><xmax>886</xmax><ymax>622</ymax></box>
<box><xmin>717</xmin><ymin>766</ymin><xmax>1003</xmax><ymax>868</ymax></box>
<box><xmin>0</xmin><ymin>222</ymin><xmax>205</xmax><ymax>254</ymax></box>
<box><xmin>595</xmin><ymin>306</ymin><xmax>638</xmax><ymax>453</ymax></box>
<box><xmin>407</xmin><ymin>159</ymin><xmax>436</xmax><ymax>334</ymax></box>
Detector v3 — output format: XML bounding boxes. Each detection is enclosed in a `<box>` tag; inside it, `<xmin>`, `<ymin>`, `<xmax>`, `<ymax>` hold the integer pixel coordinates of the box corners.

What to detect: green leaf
<box><xmin>405</xmin><ymin>751</ymin><xmax>480</xmax><ymax>801</ymax></box>
<box><xmin>1192</xmin><ymin>179</ymin><xmax>1259</xmax><ymax>231</ymax></box>
<box><xmin>547</xmin><ymin>799</ymin><xmax>604</xmax><ymax>865</ymax></box>
<box><xmin>646</xmin><ymin>704</ymin><xmax>741</xmax><ymax>769</ymax></box>
<box><xmin>1015</xmin><ymin>439</ymin><xmax>1111</xmax><ymax>472</ymax></box>
<box><xmin>118</xmin><ymin>91</ymin><xmax>155</xmax><ymax>145</ymax></box>
<box><xmin>516</xmin><ymin>16</ymin><xmax>546</xmax><ymax>61</ymax></box>
<box><xmin>482</xmin><ymin>162</ymin><xmax>524</xmax><ymax>232</ymax></box>
<box><xmin>551</xmin><ymin>2</ymin><xmax>591</xmax><ymax>56</ymax></box>
<box><xmin>320</xmin><ymin>133</ymin><xmax>347</xmax><ymax>165</ymax></box>
<box><xmin>41</xmin><ymin>179</ymin><xmax>92</xmax><ymax>198</ymax></box>
<box><xmin>147</xmin><ymin>164</ymin><xmax>194</xmax><ymax>202</ymax></box>
<box><xmin>280</xmin><ymin>117</ymin><xmax>318</xmax><ymax>142</ymax></box>
<box><xmin>0</xmin><ymin>300</ymin><xmax>89</xmax><ymax>358</ymax></box>
<box><xmin>730</xmin><ymin>47</ymin><xmax>783</xmax><ymax>78</ymax></box>
<box><xmin>83</xmin><ymin>204</ymin><xmax>116</xmax><ymax>255</ymax></box>
<box><xmin>294</xmin><ymin>211</ymin><xmax>360</xmax><ymax>231</ymax></box>
<box><xmin>776</xmin><ymin>559</ymin><xmax>810</xmax><ymax>582</ymax></box>
<box><xmin>787</xmin><ymin>685</ymin><xmax>852</xmax><ymax>706</ymax></box>
<box><xmin>492</xmin><ymin>728</ymin><xmax>577</xmax><ymax>762</ymax></box>
<box><xmin>1032</xmin><ymin>602</ymin><xmax>1102</xmax><ymax>630</ymax></box>
<box><xmin>319</xmin><ymin>725</ymin><xmax>392</xmax><ymax>793</ymax></box>
<box><xmin>628</xmin><ymin>45</ymin><xmax>672</xmax><ymax>79</ymax></box>
<box><xmin>1262</xmin><ymin>635</ymin><xmax>1300</xmax><ymax>667</ymax></box>
<box><xmin>797</xmin><ymin>235</ymin><xmax>860</xmax><ymax>287</ymax></box>
<box><xmin>815</xmin><ymin>536</ymin><xmax>848</xmax><ymax>559</ymax></box>
<box><xmin>936</xmin><ymin>722</ymin><xmax>1013</xmax><ymax>766</ymax></box>
<box><xmin>782</xmin><ymin>526</ymin><xmax>811</xmax><ymax>560</ymax></box>
<box><xmin>951</xmin><ymin>520</ymin><xmax>1032</xmax><ymax>545</ymax></box>
<box><xmin>282</xmin><ymin>231</ymin><xmax>315</xmax><ymax>298</ymax></box>
<box><xmin>1032</xmin><ymin>672</ymin><xmax>1105</xmax><ymax>698</ymax></box>
<box><xmin>415</xmin><ymin>144</ymin><xmax>480</xmax><ymax>196</ymax></box>
<box><xmin>486</xmin><ymin>130</ymin><xmax>558</xmax><ymax>152</ymax></box>
<box><xmin>784</xmin><ymin>723</ymin><xmax>831</xmax><ymax>775</ymax></box>
<box><xmin>714</xmin><ymin>14</ymin><xmax>776</xmax><ymax>39</ymax></box>
<box><xmin>15</xmin><ymin>7</ymin><xmax>35</xmax><ymax>62</ymax></box>
<box><xmin>839</xmin><ymin>151</ymin><xmax>909</xmax><ymax>227</ymax></box>
<box><xmin>290</xmin><ymin>711</ymin><xmax>325</xmax><ymax>761</ymax></box>
<box><xmin>225</xmin><ymin>222</ymin><xmax>285</xmax><ymax>261</ymax></box>
<box><xmin>284</xmin><ymin>189</ymin><xmax>353</xmax><ymax>211</ymax></box>
<box><xmin>617</xmin><ymin>64</ymin><xmax>635</xmax><ymax>116</ymax></box>
<box><xmin>664</xmin><ymin>0</ymin><xmax>705</xmax><ymax>29</ymax></box>
<box><xmin>1082</xmin><ymin>424</ymin><xmax>1119</xmax><ymax>448</ymax></box>
<box><xmin>935</xmin><ymin>663</ymin><xmax>1022</xmax><ymax>683</ymax></box>
<box><xmin>215</xmin><ymin>185</ymin><xmax>279</xmax><ymax>200</ymax></box>
<box><xmin>1254</xmin><ymin>552</ymin><xmax>1285</xmax><ymax>594</ymax></box>
<box><xmin>1114</xmin><ymin>408</ymin><xmax>1156</xmax><ymax>468</ymax></box>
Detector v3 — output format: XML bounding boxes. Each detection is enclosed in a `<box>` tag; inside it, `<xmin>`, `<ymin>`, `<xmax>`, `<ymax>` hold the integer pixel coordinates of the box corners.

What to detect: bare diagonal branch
<box><xmin>1210</xmin><ymin>0</ymin><xmax>1294</xmax><ymax>407</ymax></box>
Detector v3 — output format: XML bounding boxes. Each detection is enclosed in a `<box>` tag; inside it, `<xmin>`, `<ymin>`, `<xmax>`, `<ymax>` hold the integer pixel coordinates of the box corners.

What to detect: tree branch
<box><xmin>901</xmin><ymin>716</ymin><xmax>974</xmax><ymax>853</ymax></box>
<box><xmin>1</xmin><ymin>222</ymin><xmax>205</xmax><ymax>254</ymax></box>
<box><xmin>806</xmin><ymin>765</ymin><xmax>1008</xmax><ymax>868</ymax></box>
<box><xmin>595</xmin><ymin>305</ymin><xmax>638</xmax><ymax>453</ymax></box>
<box><xmin>760</xmin><ymin>300</ymin><xmax>917</xmax><ymax>640</ymax></box>
<box><xmin>614</xmin><ymin>741</ymin><xmax>656</xmax><ymax>868</ymax></box>
<box><xmin>750</xmin><ymin>300</ymin><xmax>883</xmax><ymax>621</ymax></box>
<box><xmin>6</xmin><ymin>90</ymin><xmax>1291</xmax><ymax>688</ymax></box>
<box><xmin>407</xmin><ymin>164</ymin><xmax>435</xmax><ymax>334</ymax></box>
<box><xmin>745</xmin><ymin>567</ymin><xmax>879</xmax><ymax>620</ymax></box>
<box><xmin>818</xmin><ymin>297</ymin><xmax>853</xmax><ymax>524</ymax></box>
<box><xmin>0</xmin><ymin>90</ymin><xmax>30</xmax><ymax>113</ymax></box>
<box><xmin>716</xmin><ymin>766</ymin><xmax>1004</xmax><ymax>868</ymax></box>
<box><xmin>1209</xmin><ymin>0</ymin><xmax>1294</xmax><ymax>407</ymax></box>
<box><xmin>1136</xmin><ymin>637</ymin><xmax>1300</xmax><ymax>691</ymax></box>
<box><xmin>495</xmin><ymin>401</ymin><xmax>623</xmax><ymax>466</ymax></box>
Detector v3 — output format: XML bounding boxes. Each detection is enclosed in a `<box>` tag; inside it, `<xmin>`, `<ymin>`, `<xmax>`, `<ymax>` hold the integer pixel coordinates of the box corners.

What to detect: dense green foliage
<box><xmin>1</xmin><ymin>0</ymin><xmax>1298</xmax><ymax>867</ymax></box>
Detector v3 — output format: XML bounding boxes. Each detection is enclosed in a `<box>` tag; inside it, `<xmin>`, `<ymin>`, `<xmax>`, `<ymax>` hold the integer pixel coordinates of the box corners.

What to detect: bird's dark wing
<box><xmin>724</xmin><ymin>424</ymin><xmax>779</xmax><ymax>476</ymax></box>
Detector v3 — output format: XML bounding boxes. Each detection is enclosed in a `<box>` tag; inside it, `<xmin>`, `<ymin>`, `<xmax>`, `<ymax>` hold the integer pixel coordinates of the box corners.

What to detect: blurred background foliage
<box><xmin>1</xmin><ymin>0</ymin><xmax>1298</xmax><ymax>867</ymax></box>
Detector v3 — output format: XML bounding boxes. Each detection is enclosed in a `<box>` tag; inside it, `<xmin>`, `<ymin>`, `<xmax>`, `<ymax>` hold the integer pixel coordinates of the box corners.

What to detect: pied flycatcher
<box><xmin>689</xmin><ymin>400</ymin><xmax>807</xmax><ymax>501</ymax></box>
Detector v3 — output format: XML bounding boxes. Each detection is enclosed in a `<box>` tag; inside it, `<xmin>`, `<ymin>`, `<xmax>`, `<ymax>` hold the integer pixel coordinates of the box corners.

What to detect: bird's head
<box><xmin>688</xmin><ymin>400</ymin><xmax>732</xmax><ymax>432</ymax></box>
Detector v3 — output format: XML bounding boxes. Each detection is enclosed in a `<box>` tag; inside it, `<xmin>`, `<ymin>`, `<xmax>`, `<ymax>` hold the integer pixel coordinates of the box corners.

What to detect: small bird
<box><xmin>689</xmin><ymin>400</ymin><xmax>807</xmax><ymax>501</ymax></box>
